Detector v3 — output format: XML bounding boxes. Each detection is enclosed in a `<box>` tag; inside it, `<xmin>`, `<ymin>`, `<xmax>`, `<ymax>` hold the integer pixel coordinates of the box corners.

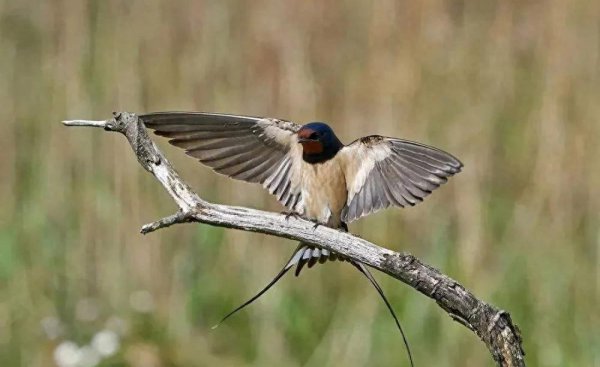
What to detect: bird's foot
<box><xmin>280</xmin><ymin>211</ymin><xmax>322</xmax><ymax>229</ymax></box>
<box><xmin>281</xmin><ymin>211</ymin><xmax>302</xmax><ymax>221</ymax></box>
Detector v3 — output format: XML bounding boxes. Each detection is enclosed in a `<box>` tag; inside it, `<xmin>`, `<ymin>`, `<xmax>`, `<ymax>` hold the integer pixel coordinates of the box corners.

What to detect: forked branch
<box><xmin>63</xmin><ymin>112</ymin><xmax>525</xmax><ymax>367</ymax></box>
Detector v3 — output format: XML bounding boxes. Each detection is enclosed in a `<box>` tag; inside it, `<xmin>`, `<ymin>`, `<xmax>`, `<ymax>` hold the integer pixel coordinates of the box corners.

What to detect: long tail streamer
<box><xmin>211</xmin><ymin>245</ymin><xmax>308</xmax><ymax>329</ymax></box>
<box><xmin>212</xmin><ymin>245</ymin><xmax>414</xmax><ymax>367</ymax></box>
<box><xmin>351</xmin><ymin>261</ymin><xmax>414</xmax><ymax>367</ymax></box>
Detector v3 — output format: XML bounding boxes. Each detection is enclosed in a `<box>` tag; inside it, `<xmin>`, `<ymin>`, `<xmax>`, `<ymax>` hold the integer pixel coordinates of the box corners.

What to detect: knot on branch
<box><xmin>104</xmin><ymin>111</ymin><xmax>132</xmax><ymax>132</ymax></box>
<box><xmin>109</xmin><ymin>112</ymin><xmax>161</xmax><ymax>171</ymax></box>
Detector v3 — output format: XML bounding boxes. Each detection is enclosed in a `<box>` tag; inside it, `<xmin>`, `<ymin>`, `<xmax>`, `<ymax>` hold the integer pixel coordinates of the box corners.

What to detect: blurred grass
<box><xmin>0</xmin><ymin>0</ymin><xmax>599</xmax><ymax>366</ymax></box>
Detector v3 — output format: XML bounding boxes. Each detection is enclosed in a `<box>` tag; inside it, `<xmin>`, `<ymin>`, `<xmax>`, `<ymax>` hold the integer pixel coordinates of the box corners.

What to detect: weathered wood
<box><xmin>64</xmin><ymin>112</ymin><xmax>526</xmax><ymax>366</ymax></box>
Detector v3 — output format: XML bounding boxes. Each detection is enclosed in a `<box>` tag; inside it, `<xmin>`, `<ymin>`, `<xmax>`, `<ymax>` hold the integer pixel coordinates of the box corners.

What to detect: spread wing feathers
<box><xmin>340</xmin><ymin>136</ymin><xmax>463</xmax><ymax>222</ymax></box>
<box><xmin>141</xmin><ymin>112</ymin><xmax>303</xmax><ymax>211</ymax></box>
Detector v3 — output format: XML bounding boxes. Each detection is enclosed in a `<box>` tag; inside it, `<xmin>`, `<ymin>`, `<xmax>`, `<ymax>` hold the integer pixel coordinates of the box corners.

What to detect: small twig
<box><xmin>63</xmin><ymin>119</ymin><xmax>108</xmax><ymax>128</ymax></box>
<box><xmin>449</xmin><ymin>313</ymin><xmax>475</xmax><ymax>331</ymax></box>
<box><xmin>63</xmin><ymin>112</ymin><xmax>526</xmax><ymax>367</ymax></box>
<box><xmin>141</xmin><ymin>209</ymin><xmax>197</xmax><ymax>234</ymax></box>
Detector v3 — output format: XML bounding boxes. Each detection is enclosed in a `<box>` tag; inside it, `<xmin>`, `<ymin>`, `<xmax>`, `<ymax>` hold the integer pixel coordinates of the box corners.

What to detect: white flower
<box><xmin>91</xmin><ymin>330</ymin><xmax>120</xmax><ymax>357</ymax></box>
<box><xmin>53</xmin><ymin>341</ymin><xmax>80</xmax><ymax>367</ymax></box>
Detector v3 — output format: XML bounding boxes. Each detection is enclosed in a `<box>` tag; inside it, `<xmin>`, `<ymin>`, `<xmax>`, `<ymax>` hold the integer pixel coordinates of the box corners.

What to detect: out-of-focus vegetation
<box><xmin>0</xmin><ymin>1</ymin><xmax>598</xmax><ymax>366</ymax></box>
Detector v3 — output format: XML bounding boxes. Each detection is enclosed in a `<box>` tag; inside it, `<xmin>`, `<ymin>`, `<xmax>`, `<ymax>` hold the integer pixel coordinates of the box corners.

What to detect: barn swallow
<box><xmin>143</xmin><ymin>112</ymin><xmax>462</xmax><ymax>366</ymax></box>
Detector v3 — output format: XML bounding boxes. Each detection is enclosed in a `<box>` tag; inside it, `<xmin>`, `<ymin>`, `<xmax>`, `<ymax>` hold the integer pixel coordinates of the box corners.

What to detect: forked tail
<box><xmin>212</xmin><ymin>244</ymin><xmax>414</xmax><ymax>367</ymax></box>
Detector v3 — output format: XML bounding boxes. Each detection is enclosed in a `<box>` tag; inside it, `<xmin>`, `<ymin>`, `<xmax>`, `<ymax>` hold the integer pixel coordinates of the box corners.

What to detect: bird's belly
<box><xmin>300</xmin><ymin>160</ymin><xmax>347</xmax><ymax>228</ymax></box>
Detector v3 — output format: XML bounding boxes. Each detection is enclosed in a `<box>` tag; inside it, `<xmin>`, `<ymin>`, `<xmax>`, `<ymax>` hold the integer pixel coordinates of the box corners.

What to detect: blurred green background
<box><xmin>1</xmin><ymin>1</ymin><xmax>599</xmax><ymax>366</ymax></box>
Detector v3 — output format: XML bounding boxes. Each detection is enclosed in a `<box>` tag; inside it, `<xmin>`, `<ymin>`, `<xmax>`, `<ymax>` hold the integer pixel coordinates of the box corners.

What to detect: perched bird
<box><xmin>142</xmin><ymin>112</ymin><xmax>462</xmax><ymax>366</ymax></box>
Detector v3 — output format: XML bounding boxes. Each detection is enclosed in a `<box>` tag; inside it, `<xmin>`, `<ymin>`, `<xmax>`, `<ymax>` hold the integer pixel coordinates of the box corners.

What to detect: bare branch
<box><xmin>63</xmin><ymin>112</ymin><xmax>526</xmax><ymax>367</ymax></box>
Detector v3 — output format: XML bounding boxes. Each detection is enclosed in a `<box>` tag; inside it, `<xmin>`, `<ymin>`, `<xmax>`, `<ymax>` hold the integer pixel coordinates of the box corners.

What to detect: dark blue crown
<box><xmin>300</xmin><ymin>122</ymin><xmax>343</xmax><ymax>163</ymax></box>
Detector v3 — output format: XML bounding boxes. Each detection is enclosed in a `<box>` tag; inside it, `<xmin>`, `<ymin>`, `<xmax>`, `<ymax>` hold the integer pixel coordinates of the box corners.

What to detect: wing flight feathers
<box><xmin>340</xmin><ymin>136</ymin><xmax>462</xmax><ymax>222</ymax></box>
<box><xmin>141</xmin><ymin>112</ymin><xmax>303</xmax><ymax>211</ymax></box>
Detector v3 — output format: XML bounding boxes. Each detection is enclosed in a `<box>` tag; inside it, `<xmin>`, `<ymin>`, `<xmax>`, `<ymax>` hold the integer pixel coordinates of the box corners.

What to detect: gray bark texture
<box><xmin>63</xmin><ymin>112</ymin><xmax>526</xmax><ymax>367</ymax></box>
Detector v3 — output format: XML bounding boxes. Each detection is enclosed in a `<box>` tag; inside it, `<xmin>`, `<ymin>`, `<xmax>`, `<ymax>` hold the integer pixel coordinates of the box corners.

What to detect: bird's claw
<box><xmin>280</xmin><ymin>211</ymin><xmax>321</xmax><ymax>229</ymax></box>
<box><xmin>281</xmin><ymin>211</ymin><xmax>301</xmax><ymax>221</ymax></box>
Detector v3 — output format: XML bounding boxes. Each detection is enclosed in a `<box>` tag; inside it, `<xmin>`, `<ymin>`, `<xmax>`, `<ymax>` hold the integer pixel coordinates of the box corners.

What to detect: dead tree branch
<box><xmin>63</xmin><ymin>112</ymin><xmax>525</xmax><ymax>367</ymax></box>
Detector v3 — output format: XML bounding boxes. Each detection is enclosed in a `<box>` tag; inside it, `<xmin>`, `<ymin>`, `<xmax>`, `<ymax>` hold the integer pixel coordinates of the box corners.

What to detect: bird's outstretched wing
<box><xmin>141</xmin><ymin>112</ymin><xmax>303</xmax><ymax>211</ymax></box>
<box><xmin>339</xmin><ymin>136</ymin><xmax>463</xmax><ymax>222</ymax></box>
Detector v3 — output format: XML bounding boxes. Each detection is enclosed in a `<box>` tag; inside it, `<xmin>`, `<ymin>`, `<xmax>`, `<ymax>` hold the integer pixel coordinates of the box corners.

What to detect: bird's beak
<box><xmin>298</xmin><ymin>137</ymin><xmax>310</xmax><ymax>143</ymax></box>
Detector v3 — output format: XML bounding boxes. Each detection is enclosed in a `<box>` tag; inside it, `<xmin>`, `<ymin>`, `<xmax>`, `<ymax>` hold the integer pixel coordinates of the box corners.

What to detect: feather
<box><xmin>340</xmin><ymin>136</ymin><xmax>462</xmax><ymax>222</ymax></box>
<box><xmin>142</xmin><ymin>112</ymin><xmax>303</xmax><ymax>211</ymax></box>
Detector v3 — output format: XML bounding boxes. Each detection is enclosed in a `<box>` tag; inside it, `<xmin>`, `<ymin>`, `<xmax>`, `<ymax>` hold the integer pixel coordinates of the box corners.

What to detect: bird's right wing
<box><xmin>141</xmin><ymin>112</ymin><xmax>303</xmax><ymax>211</ymax></box>
<box><xmin>339</xmin><ymin>135</ymin><xmax>462</xmax><ymax>222</ymax></box>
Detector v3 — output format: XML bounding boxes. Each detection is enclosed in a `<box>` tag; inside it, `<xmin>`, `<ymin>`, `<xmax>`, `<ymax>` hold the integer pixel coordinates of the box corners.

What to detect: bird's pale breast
<box><xmin>300</xmin><ymin>157</ymin><xmax>347</xmax><ymax>228</ymax></box>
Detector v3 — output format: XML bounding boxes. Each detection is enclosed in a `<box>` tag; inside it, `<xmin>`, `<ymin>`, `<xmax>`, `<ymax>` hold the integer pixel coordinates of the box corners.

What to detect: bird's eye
<box><xmin>309</xmin><ymin>132</ymin><xmax>318</xmax><ymax>140</ymax></box>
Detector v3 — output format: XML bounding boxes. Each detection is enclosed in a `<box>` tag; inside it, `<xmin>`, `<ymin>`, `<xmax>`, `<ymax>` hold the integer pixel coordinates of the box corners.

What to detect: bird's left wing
<box><xmin>338</xmin><ymin>136</ymin><xmax>463</xmax><ymax>222</ymax></box>
<box><xmin>141</xmin><ymin>112</ymin><xmax>303</xmax><ymax>211</ymax></box>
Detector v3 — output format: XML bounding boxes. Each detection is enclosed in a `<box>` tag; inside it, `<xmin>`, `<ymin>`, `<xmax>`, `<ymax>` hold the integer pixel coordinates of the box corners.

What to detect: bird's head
<box><xmin>297</xmin><ymin>122</ymin><xmax>343</xmax><ymax>164</ymax></box>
